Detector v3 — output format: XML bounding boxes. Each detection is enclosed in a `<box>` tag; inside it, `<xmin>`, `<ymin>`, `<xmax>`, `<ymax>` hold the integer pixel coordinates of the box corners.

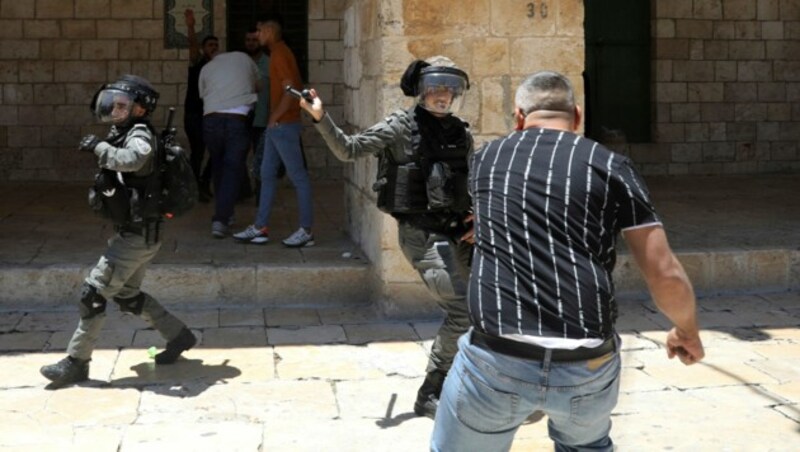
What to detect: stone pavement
<box><xmin>1</xmin><ymin>290</ymin><xmax>799</xmax><ymax>451</ymax></box>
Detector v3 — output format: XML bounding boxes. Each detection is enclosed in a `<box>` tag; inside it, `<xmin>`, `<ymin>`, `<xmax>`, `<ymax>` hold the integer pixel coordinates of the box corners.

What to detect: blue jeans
<box><xmin>203</xmin><ymin>114</ymin><xmax>250</xmax><ymax>223</ymax></box>
<box><xmin>256</xmin><ymin>122</ymin><xmax>313</xmax><ymax>229</ymax></box>
<box><xmin>431</xmin><ymin>331</ymin><xmax>621</xmax><ymax>452</ymax></box>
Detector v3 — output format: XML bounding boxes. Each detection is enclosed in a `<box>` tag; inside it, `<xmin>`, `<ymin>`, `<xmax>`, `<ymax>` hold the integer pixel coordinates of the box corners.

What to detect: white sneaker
<box><xmin>282</xmin><ymin>228</ymin><xmax>314</xmax><ymax>247</ymax></box>
<box><xmin>211</xmin><ymin>221</ymin><xmax>228</xmax><ymax>239</ymax></box>
<box><xmin>233</xmin><ymin>225</ymin><xmax>269</xmax><ymax>244</ymax></box>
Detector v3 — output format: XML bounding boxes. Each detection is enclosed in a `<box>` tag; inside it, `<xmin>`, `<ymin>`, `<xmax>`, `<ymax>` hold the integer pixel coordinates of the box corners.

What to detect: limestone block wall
<box><xmin>0</xmin><ymin>0</ymin><xmax>345</xmax><ymax>181</ymax></box>
<box><xmin>340</xmin><ymin>0</ymin><xmax>587</xmax><ymax>313</ymax></box>
<box><xmin>636</xmin><ymin>0</ymin><xmax>800</xmax><ymax>175</ymax></box>
<box><xmin>305</xmin><ymin>0</ymin><xmax>347</xmax><ymax>180</ymax></box>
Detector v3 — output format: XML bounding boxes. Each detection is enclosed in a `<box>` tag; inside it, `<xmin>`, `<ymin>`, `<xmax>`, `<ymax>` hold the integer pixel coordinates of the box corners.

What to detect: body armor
<box><xmin>88</xmin><ymin>120</ymin><xmax>162</xmax><ymax>241</ymax></box>
<box><xmin>375</xmin><ymin>106</ymin><xmax>471</xmax><ymax>219</ymax></box>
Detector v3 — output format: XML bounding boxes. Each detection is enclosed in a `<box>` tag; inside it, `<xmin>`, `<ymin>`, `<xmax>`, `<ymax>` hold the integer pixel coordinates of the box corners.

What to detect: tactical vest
<box><xmin>88</xmin><ymin>121</ymin><xmax>162</xmax><ymax>228</ymax></box>
<box><xmin>374</xmin><ymin>108</ymin><xmax>471</xmax><ymax>216</ymax></box>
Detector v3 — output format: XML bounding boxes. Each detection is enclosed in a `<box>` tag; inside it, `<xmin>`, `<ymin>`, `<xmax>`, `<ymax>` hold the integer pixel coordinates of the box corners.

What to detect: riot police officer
<box><xmin>299</xmin><ymin>56</ymin><xmax>474</xmax><ymax>418</ymax></box>
<box><xmin>40</xmin><ymin>75</ymin><xmax>197</xmax><ymax>389</ymax></box>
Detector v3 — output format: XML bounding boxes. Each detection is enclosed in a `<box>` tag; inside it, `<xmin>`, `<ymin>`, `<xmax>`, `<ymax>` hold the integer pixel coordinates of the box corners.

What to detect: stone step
<box><xmin>1</xmin><ymin>177</ymin><xmax>797</xmax><ymax>315</ymax></box>
<box><xmin>0</xmin><ymin>261</ymin><xmax>373</xmax><ymax>309</ymax></box>
<box><xmin>615</xmin><ymin>247</ymin><xmax>799</xmax><ymax>299</ymax></box>
<box><xmin>1</xmin><ymin>247</ymin><xmax>796</xmax><ymax>314</ymax></box>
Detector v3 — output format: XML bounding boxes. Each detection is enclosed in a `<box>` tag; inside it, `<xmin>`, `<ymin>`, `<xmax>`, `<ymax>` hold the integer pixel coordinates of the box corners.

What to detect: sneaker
<box><xmin>233</xmin><ymin>224</ymin><xmax>269</xmax><ymax>244</ymax></box>
<box><xmin>282</xmin><ymin>227</ymin><xmax>314</xmax><ymax>247</ymax></box>
<box><xmin>155</xmin><ymin>328</ymin><xmax>197</xmax><ymax>364</ymax></box>
<box><xmin>211</xmin><ymin>221</ymin><xmax>228</xmax><ymax>238</ymax></box>
<box><xmin>40</xmin><ymin>356</ymin><xmax>90</xmax><ymax>389</ymax></box>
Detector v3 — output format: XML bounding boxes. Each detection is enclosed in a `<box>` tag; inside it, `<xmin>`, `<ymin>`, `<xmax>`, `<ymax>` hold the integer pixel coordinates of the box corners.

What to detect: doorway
<box><xmin>226</xmin><ymin>0</ymin><xmax>309</xmax><ymax>81</ymax></box>
<box><xmin>584</xmin><ymin>0</ymin><xmax>651</xmax><ymax>143</ymax></box>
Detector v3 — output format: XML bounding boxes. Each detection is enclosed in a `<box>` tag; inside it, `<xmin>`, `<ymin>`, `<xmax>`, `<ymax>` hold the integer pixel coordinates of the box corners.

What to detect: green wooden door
<box><xmin>584</xmin><ymin>0</ymin><xmax>651</xmax><ymax>143</ymax></box>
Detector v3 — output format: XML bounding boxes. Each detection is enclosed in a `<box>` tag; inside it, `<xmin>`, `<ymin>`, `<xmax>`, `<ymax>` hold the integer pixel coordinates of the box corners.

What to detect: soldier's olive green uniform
<box><xmin>314</xmin><ymin>109</ymin><xmax>473</xmax><ymax>373</ymax></box>
<box><xmin>66</xmin><ymin>123</ymin><xmax>187</xmax><ymax>361</ymax></box>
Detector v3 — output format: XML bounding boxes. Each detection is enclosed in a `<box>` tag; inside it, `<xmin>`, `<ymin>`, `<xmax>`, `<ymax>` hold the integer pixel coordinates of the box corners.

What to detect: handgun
<box><xmin>285</xmin><ymin>85</ymin><xmax>314</xmax><ymax>103</ymax></box>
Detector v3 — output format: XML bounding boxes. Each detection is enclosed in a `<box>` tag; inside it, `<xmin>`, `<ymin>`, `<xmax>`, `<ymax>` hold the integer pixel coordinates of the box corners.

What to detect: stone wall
<box><xmin>339</xmin><ymin>0</ymin><xmax>588</xmax><ymax>313</ymax></box>
<box><xmin>0</xmin><ymin>0</ymin><xmax>345</xmax><ymax>181</ymax></box>
<box><xmin>305</xmin><ymin>0</ymin><xmax>347</xmax><ymax>180</ymax></box>
<box><xmin>637</xmin><ymin>0</ymin><xmax>800</xmax><ymax>175</ymax></box>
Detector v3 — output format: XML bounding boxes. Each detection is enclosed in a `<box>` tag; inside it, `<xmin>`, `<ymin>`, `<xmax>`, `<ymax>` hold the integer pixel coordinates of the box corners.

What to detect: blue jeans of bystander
<box><xmin>203</xmin><ymin>114</ymin><xmax>250</xmax><ymax>224</ymax></box>
<box><xmin>431</xmin><ymin>331</ymin><xmax>621</xmax><ymax>452</ymax></box>
<box><xmin>256</xmin><ymin>121</ymin><xmax>313</xmax><ymax>230</ymax></box>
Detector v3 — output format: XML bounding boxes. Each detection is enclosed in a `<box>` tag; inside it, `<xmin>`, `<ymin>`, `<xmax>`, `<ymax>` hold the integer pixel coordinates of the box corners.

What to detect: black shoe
<box><xmin>414</xmin><ymin>369</ymin><xmax>447</xmax><ymax>419</ymax></box>
<box><xmin>40</xmin><ymin>356</ymin><xmax>90</xmax><ymax>388</ymax></box>
<box><xmin>155</xmin><ymin>328</ymin><xmax>197</xmax><ymax>364</ymax></box>
<box><xmin>414</xmin><ymin>393</ymin><xmax>439</xmax><ymax>419</ymax></box>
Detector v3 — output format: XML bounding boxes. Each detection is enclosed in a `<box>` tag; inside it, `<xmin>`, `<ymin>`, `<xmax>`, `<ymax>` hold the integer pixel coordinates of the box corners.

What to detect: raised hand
<box><xmin>79</xmin><ymin>134</ymin><xmax>101</xmax><ymax>153</ymax></box>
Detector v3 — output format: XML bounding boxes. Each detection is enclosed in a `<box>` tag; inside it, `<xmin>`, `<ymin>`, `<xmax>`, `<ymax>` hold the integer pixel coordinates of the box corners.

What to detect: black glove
<box><xmin>79</xmin><ymin>134</ymin><xmax>101</xmax><ymax>153</ymax></box>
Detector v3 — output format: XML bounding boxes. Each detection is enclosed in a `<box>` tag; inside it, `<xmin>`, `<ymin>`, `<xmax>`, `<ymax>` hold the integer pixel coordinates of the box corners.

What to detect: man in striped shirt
<box><xmin>430</xmin><ymin>71</ymin><xmax>704</xmax><ymax>451</ymax></box>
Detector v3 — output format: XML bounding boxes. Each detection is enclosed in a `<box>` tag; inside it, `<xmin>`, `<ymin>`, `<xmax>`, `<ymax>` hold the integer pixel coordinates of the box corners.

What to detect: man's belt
<box><xmin>470</xmin><ymin>329</ymin><xmax>615</xmax><ymax>362</ymax></box>
<box><xmin>206</xmin><ymin>112</ymin><xmax>249</xmax><ymax>122</ymax></box>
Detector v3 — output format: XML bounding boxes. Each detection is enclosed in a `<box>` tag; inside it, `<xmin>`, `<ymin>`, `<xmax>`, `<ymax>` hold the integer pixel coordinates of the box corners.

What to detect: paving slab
<box><xmin>0</xmin><ymin>290</ymin><xmax>798</xmax><ymax>450</ymax></box>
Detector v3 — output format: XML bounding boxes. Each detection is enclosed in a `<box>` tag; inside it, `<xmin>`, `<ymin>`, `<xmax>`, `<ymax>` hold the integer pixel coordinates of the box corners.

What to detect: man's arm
<box><xmin>185</xmin><ymin>9</ymin><xmax>200</xmax><ymax>64</ymax></box>
<box><xmin>267</xmin><ymin>75</ymin><xmax>295</xmax><ymax>126</ymax></box>
<box><xmin>94</xmin><ymin>125</ymin><xmax>153</xmax><ymax>173</ymax></box>
<box><xmin>624</xmin><ymin>225</ymin><xmax>705</xmax><ymax>365</ymax></box>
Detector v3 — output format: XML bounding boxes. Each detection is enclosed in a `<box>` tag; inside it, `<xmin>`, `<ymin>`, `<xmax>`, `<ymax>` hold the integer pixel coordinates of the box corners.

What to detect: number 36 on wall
<box><xmin>527</xmin><ymin>1</ymin><xmax>549</xmax><ymax>19</ymax></box>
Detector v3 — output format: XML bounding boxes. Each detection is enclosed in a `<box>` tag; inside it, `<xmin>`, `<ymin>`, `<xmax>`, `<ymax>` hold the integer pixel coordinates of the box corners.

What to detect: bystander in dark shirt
<box><xmin>468</xmin><ymin>127</ymin><xmax>660</xmax><ymax>341</ymax></box>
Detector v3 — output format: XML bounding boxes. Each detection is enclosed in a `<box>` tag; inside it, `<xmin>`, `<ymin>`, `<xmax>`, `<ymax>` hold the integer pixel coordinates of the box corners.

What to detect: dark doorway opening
<box><xmin>584</xmin><ymin>0</ymin><xmax>651</xmax><ymax>143</ymax></box>
<box><xmin>226</xmin><ymin>0</ymin><xmax>309</xmax><ymax>81</ymax></box>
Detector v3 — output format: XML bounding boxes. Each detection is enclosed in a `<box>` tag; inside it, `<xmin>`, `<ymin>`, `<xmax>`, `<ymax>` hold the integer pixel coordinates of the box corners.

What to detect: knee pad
<box><xmin>114</xmin><ymin>292</ymin><xmax>146</xmax><ymax>315</ymax></box>
<box><xmin>78</xmin><ymin>283</ymin><xmax>107</xmax><ymax>319</ymax></box>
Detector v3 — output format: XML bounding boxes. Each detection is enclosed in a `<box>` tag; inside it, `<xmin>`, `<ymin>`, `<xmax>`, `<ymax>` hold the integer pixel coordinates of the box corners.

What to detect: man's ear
<box><xmin>132</xmin><ymin>104</ymin><xmax>147</xmax><ymax>117</ymax></box>
<box><xmin>572</xmin><ymin>105</ymin><xmax>582</xmax><ymax>132</ymax></box>
<box><xmin>514</xmin><ymin>108</ymin><xmax>525</xmax><ymax>131</ymax></box>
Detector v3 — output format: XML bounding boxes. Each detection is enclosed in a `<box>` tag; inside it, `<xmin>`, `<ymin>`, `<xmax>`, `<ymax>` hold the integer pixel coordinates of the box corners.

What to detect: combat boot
<box><xmin>414</xmin><ymin>369</ymin><xmax>447</xmax><ymax>419</ymax></box>
<box><xmin>155</xmin><ymin>327</ymin><xmax>197</xmax><ymax>364</ymax></box>
<box><xmin>40</xmin><ymin>356</ymin><xmax>90</xmax><ymax>388</ymax></box>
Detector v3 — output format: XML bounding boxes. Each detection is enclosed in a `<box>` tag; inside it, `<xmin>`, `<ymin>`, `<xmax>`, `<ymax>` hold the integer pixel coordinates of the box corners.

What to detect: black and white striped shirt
<box><xmin>468</xmin><ymin>128</ymin><xmax>660</xmax><ymax>341</ymax></box>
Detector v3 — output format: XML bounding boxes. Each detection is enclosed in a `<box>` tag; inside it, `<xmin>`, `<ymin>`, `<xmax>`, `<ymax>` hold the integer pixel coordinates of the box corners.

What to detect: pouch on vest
<box><xmin>426</xmin><ymin>161</ymin><xmax>455</xmax><ymax>209</ymax></box>
<box><xmin>88</xmin><ymin>169</ymin><xmax>130</xmax><ymax>224</ymax></box>
<box><xmin>375</xmin><ymin>162</ymin><xmax>428</xmax><ymax>214</ymax></box>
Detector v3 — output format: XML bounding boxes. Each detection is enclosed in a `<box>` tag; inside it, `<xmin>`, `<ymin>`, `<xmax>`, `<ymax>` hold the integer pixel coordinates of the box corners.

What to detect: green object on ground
<box><xmin>147</xmin><ymin>346</ymin><xmax>157</xmax><ymax>359</ymax></box>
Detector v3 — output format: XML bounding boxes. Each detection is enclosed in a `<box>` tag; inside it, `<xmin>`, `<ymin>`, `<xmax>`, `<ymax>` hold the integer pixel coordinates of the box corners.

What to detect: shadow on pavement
<box><xmin>48</xmin><ymin>358</ymin><xmax>244</xmax><ymax>397</ymax></box>
<box><xmin>375</xmin><ymin>393</ymin><xmax>420</xmax><ymax>428</ymax></box>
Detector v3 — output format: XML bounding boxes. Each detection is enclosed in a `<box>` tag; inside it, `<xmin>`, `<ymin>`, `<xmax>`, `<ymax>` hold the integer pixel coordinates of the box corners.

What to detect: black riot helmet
<box><xmin>89</xmin><ymin>74</ymin><xmax>159</xmax><ymax>126</ymax></box>
<box><xmin>401</xmin><ymin>56</ymin><xmax>470</xmax><ymax>116</ymax></box>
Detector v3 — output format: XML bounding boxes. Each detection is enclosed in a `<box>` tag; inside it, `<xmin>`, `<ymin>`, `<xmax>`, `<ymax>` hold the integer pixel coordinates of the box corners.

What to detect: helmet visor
<box><xmin>417</xmin><ymin>71</ymin><xmax>468</xmax><ymax>115</ymax></box>
<box><xmin>92</xmin><ymin>89</ymin><xmax>135</xmax><ymax>124</ymax></box>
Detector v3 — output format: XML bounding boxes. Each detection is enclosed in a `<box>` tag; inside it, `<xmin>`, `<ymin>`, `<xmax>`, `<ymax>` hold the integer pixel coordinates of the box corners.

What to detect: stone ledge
<box><xmin>0</xmin><ymin>262</ymin><xmax>372</xmax><ymax>307</ymax></box>
<box><xmin>614</xmin><ymin>248</ymin><xmax>799</xmax><ymax>297</ymax></box>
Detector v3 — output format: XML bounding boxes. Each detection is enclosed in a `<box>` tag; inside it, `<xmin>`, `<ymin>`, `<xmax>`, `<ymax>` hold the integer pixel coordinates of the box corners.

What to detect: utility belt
<box><xmin>394</xmin><ymin>211</ymin><xmax>469</xmax><ymax>237</ymax></box>
<box><xmin>114</xmin><ymin>220</ymin><xmax>162</xmax><ymax>245</ymax></box>
<box><xmin>470</xmin><ymin>329</ymin><xmax>616</xmax><ymax>362</ymax></box>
